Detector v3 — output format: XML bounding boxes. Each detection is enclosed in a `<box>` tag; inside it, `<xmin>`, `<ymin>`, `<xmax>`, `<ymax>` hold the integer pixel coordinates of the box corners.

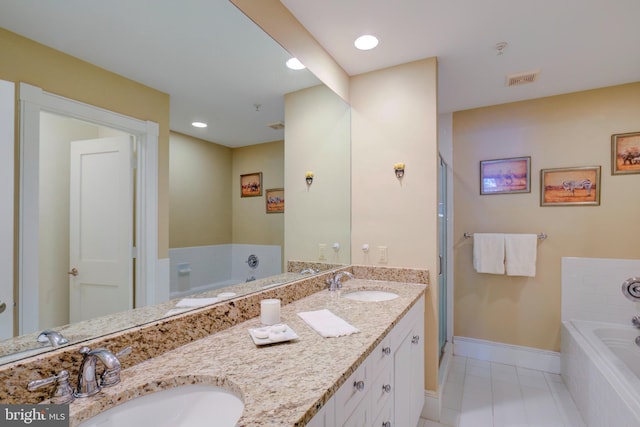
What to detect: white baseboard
<box><xmin>453</xmin><ymin>336</ymin><xmax>561</xmax><ymax>374</ymax></box>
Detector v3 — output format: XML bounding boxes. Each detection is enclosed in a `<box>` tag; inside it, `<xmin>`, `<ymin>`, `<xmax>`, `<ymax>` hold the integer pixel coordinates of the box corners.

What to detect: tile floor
<box><xmin>416</xmin><ymin>356</ymin><xmax>585</xmax><ymax>427</ymax></box>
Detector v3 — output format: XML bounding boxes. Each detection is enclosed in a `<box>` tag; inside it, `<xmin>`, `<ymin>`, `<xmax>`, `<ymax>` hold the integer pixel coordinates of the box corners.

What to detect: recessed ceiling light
<box><xmin>191</xmin><ymin>121</ymin><xmax>207</xmax><ymax>128</ymax></box>
<box><xmin>286</xmin><ymin>58</ymin><xmax>306</xmax><ymax>70</ymax></box>
<box><xmin>354</xmin><ymin>35</ymin><xmax>379</xmax><ymax>51</ymax></box>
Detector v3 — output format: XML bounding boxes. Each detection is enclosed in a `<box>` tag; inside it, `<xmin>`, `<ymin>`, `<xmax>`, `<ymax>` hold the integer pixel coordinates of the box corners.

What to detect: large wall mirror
<box><xmin>0</xmin><ymin>1</ymin><xmax>350</xmax><ymax>364</ymax></box>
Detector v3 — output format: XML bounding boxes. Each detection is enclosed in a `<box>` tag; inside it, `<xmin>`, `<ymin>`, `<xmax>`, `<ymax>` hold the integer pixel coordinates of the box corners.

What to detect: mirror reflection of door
<box><xmin>38</xmin><ymin>112</ymin><xmax>134</xmax><ymax>328</ymax></box>
<box><xmin>69</xmin><ymin>136</ymin><xmax>134</xmax><ymax>322</ymax></box>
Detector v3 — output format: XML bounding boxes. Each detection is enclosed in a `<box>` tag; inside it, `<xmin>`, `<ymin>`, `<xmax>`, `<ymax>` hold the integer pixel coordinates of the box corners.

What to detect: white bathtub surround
<box><xmin>560</xmin><ymin>257</ymin><xmax>640</xmax><ymax>427</ymax></box>
<box><xmin>561</xmin><ymin>257</ymin><xmax>640</xmax><ymax>324</ymax></box>
<box><xmin>168</xmin><ymin>244</ymin><xmax>282</xmax><ymax>297</ymax></box>
<box><xmin>562</xmin><ymin>320</ymin><xmax>640</xmax><ymax>426</ymax></box>
<box><xmin>453</xmin><ymin>336</ymin><xmax>561</xmax><ymax>374</ymax></box>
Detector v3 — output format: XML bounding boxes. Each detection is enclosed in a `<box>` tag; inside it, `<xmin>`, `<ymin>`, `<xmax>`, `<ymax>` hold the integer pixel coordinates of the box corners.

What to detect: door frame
<box><xmin>18</xmin><ymin>83</ymin><xmax>159</xmax><ymax>335</ymax></box>
<box><xmin>0</xmin><ymin>80</ymin><xmax>15</xmax><ymax>339</ymax></box>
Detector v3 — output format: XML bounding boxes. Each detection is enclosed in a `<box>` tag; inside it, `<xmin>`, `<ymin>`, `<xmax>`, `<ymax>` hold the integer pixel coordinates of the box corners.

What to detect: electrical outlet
<box><xmin>319</xmin><ymin>243</ymin><xmax>327</xmax><ymax>260</ymax></box>
<box><xmin>378</xmin><ymin>246</ymin><xmax>388</xmax><ymax>264</ymax></box>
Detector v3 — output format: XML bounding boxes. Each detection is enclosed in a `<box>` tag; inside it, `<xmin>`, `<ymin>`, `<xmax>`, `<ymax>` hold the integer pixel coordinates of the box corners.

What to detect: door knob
<box><xmin>68</xmin><ymin>268</ymin><xmax>79</xmax><ymax>276</ymax></box>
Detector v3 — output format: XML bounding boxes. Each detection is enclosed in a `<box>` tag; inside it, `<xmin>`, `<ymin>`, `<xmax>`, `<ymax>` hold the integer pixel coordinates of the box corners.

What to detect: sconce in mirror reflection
<box><xmin>393</xmin><ymin>162</ymin><xmax>405</xmax><ymax>178</ymax></box>
<box><xmin>305</xmin><ymin>171</ymin><xmax>314</xmax><ymax>185</ymax></box>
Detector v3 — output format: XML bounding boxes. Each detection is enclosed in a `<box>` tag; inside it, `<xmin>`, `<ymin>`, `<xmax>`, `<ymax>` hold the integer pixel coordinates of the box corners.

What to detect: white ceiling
<box><xmin>282</xmin><ymin>0</ymin><xmax>640</xmax><ymax>113</ymax></box>
<box><xmin>1</xmin><ymin>0</ymin><xmax>639</xmax><ymax>146</ymax></box>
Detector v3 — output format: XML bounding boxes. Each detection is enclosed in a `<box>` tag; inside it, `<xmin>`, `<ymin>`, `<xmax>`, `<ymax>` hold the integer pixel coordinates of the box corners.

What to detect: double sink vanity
<box><xmin>0</xmin><ymin>266</ymin><xmax>428</xmax><ymax>426</ymax></box>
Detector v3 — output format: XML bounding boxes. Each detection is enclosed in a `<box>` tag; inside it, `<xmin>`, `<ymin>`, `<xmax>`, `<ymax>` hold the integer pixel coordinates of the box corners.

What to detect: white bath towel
<box><xmin>504</xmin><ymin>234</ymin><xmax>538</xmax><ymax>277</ymax></box>
<box><xmin>297</xmin><ymin>309</ymin><xmax>360</xmax><ymax>338</ymax></box>
<box><xmin>473</xmin><ymin>233</ymin><xmax>505</xmax><ymax>275</ymax></box>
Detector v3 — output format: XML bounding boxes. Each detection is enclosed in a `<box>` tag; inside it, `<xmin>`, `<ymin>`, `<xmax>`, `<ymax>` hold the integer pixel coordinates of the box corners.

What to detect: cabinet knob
<box><xmin>411</xmin><ymin>335</ymin><xmax>420</xmax><ymax>344</ymax></box>
<box><xmin>382</xmin><ymin>422</ymin><xmax>391</xmax><ymax>427</ymax></box>
<box><xmin>353</xmin><ymin>380</ymin><xmax>365</xmax><ymax>391</ymax></box>
<box><xmin>382</xmin><ymin>346</ymin><xmax>391</xmax><ymax>356</ymax></box>
<box><xmin>382</xmin><ymin>384</ymin><xmax>392</xmax><ymax>393</ymax></box>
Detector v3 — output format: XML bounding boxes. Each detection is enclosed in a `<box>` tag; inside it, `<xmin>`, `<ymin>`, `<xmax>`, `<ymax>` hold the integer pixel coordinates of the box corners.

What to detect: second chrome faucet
<box><xmin>75</xmin><ymin>345</ymin><xmax>132</xmax><ymax>398</ymax></box>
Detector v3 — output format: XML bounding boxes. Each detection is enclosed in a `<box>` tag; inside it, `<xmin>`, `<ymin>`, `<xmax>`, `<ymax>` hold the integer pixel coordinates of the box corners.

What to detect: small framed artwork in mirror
<box><xmin>540</xmin><ymin>166</ymin><xmax>601</xmax><ymax>206</ymax></box>
<box><xmin>480</xmin><ymin>156</ymin><xmax>531</xmax><ymax>195</ymax></box>
<box><xmin>266</xmin><ymin>188</ymin><xmax>284</xmax><ymax>213</ymax></box>
<box><xmin>611</xmin><ymin>131</ymin><xmax>640</xmax><ymax>175</ymax></box>
<box><xmin>241</xmin><ymin>172</ymin><xmax>262</xmax><ymax>197</ymax></box>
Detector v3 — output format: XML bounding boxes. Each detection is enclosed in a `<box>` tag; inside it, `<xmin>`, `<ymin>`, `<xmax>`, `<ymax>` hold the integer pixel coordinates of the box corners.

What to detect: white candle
<box><xmin>261</xmin><ymin>299</ymin><xmax>281</xmax><ymax>325</ymax></box>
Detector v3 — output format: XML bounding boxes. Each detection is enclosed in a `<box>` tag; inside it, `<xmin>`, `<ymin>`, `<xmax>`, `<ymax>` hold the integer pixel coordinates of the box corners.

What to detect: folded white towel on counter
<box><xmin>473</xmin><ymin>233</ymin><xmax>505</xmax><ymax>275</ymax></box>
<box><xmin>297</xmin><ymin>309</ymin><xmax>360</xmax><ymax>338</ymax></box>
<box><xmin>504</xmin><ymin>234</ymin><xmax>538</xmax><ymax>277</ymax></box>
<box><xmin>175</xmin><ymin>297</ymin><xmax>220</xmax><ymax>308</ymax></box>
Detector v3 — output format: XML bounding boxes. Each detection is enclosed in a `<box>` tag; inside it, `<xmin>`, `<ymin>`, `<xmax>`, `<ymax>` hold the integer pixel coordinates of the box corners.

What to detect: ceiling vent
<box><xmin>506</xmin><ymin>69</ymin><xmax>540</xmax><ymax>87</ymax></box>
<box><xmin>267</xmin><ymin>121</ymin><xmax>284</xmax><ymax>130</ymax></box>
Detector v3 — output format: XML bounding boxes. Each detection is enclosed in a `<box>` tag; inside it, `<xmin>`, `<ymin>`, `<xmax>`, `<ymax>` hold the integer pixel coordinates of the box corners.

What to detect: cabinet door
<box><xmin>307</xmin><ymin>398</ymin><xmax>335</xmax><ymax>427</ymax></box>
<box><xmin>341</xmin><ymin>397</ymin><xmax>368</xmax><ymax>427</ymax></box>
<box><xmin>394</xmin><ymin>329</ymin><xmax>413</xmax><ymax>427</ymax></box>
<box><xmin>410</xmin><ymin>316</ymin><xmax>425</xmax><ymax>423</ymax></box>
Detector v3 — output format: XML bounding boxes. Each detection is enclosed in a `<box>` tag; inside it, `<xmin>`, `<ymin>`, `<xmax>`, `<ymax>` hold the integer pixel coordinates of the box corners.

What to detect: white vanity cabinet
<box><xmin>307</xmin><ymin>295</ymin><xmax>425</xmax><ymax>427</ymax></box>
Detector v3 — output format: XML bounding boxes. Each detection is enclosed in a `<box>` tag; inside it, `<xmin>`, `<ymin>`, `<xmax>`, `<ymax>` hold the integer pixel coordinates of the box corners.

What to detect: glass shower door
<box><xmin>438</xmin><ymin>155</ymin><xmax>448</xmax><ymax>359</ymax></box>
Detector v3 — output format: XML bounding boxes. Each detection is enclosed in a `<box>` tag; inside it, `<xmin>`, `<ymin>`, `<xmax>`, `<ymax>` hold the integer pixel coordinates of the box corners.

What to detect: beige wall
<box><xmin>284</xmin><ymin>84</ymin><xmax>351</xmax><ymax>264</ymax></box>
<box><xmin>350</xmin><ymin>58</ymin><xmax>440</xmax><ymax>391</ymax></box>
<box><xmin>232</xmin><ymin>140</ymin><xmax>284</xmax><ymax>251</ymax></box>
<box><xmin>169</xmin><ymin>132</ymin><xmax>232</xmax><ymax>247</ymax></box>
<box><xmin>453</xmin><ymin>82</ymin><xmax>640</xmax><ymax>352</ymax></box>
<box><xmin>0</xmin><ymin>28</ymin><xmax>171</xmax><ymax>258</ymax></box>
<box><xmin>169</xmin><ymin>133</ymin><xmax>285</xmax><ymax>253</ymax></box>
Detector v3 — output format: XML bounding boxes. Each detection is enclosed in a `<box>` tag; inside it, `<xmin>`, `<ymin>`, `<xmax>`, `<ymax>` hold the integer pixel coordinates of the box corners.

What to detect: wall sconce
<box><xmin>305</xmin><ymin>171</ymin><xmax>314</xmax><ymax>185</ymax></box>
<box><xmin>393</xmin><ymin>163</ymin><xmax>405</xmax><ymax>178</ymax></box>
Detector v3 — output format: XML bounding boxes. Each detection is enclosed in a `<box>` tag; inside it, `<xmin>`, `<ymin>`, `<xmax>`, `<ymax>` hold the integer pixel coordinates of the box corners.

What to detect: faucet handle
<box><xmin>27</xmin><ymin>369</ymin><xmax>74</xmax><ymax>404</ymax></box>
<box><xmin>100</xmin><ymin>346</ymin><xmax>132</xmax><ymax>387</ymax></box>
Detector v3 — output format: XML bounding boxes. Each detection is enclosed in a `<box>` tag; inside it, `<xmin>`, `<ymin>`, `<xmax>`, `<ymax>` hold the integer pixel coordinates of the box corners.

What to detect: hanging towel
<box><xmin>473</xmin><ymin>233</ymin><xmax>505</xmax><ymax>274</ymax></box>
<box><xmin>504</xmin><ymin>234</ymin><xmax>538</xmax><ymax>277</ymax></box>
<box><xmin>297</xmin><ymin>309</ymin><xmax>360</xmax><ymax>338</ymax></box>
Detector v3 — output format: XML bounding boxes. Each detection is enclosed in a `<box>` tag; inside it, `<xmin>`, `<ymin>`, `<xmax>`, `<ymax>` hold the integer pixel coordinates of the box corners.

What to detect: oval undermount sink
<box><xmin>78</xmin><ymin>384</ymin><xmax>243</xmax><ymax>427</ymax></box>
<box><xmin>343</xmin><ymin>290</ymin><xmax>399</xmax><ymax>302</ymax></box>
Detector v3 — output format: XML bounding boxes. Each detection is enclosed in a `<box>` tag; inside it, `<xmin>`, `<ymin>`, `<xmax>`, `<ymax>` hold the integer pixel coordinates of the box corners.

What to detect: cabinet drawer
<box><xmin>390</xmin><ymin>298</ymin><xmax>424</xmax><ymax>350</ymax></box>
<box><xmin>368</xmin><ymin>335</ymin><xmax>392</xmax><ymax>380</ymax></box>
<box><xmin>370</xmin><ymin>363</ymin><xmax>393</xmax><ymax>420</ymax></box>
<box><xmin>372</xmin><ymin>396</ymin><xmax>393</xmax><ymax>427</ymax></box>
<box><xmin>335</xmin><ymin>361</ymin><xmax>369</xmax><ymax>426</ymax></box>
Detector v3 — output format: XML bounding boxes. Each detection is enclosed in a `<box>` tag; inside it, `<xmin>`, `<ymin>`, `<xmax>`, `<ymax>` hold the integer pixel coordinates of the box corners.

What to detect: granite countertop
<box><xmin>68</xmin><ymin>278</ymin><xmax>426</xmax><ymax>427</ymax></box>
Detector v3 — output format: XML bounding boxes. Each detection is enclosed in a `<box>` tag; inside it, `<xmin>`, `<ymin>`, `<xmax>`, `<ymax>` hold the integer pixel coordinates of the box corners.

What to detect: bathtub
<box><xmin>562</xmin><ymin>320</ymin><xmax>640</xmax><ymax>426</ymax></box>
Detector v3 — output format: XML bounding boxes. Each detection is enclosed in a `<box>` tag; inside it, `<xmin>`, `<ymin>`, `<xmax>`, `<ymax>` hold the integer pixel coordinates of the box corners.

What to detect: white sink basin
<box><xmin>78</xmin><ymin>384</ymin><xmax>243</xmax><ymax>427</ymax></box>
<box><xmin>343</xmin><ymin>290</ymin><xmax>399</xmax><ymax>302</ymax></box>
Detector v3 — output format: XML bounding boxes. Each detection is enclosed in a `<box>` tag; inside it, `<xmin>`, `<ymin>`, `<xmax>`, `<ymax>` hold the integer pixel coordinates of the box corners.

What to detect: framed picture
<box><xmin>265</xmin><ymin>188</ymin><xmax>284</xmax><ymax>213</ymax></box>
<box><xmin>611</xmin><ymin>131</ymin><xmax>640</xmax><ymax>175</ymax></box>
<box><xmin>540</xmin><ymin>166</ymin><xmax>601</xmax><ymax>206</ymax></box>
<box><xmin>240</xmin><ymin>172</ymin><xmax>262</xmax><ymax>197</ymax></box>
<box><xmin>480</xmin><ymin>156</ymin><xmax>531</xmax><ymax>195</ymax></box>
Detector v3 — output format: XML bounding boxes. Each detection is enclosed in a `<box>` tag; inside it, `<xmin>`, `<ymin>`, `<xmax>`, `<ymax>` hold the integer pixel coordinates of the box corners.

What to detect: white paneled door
<box><xmin>69</xmin><ymin>136</ymin><xmax>133</xmax><ymax>322</ymax></box>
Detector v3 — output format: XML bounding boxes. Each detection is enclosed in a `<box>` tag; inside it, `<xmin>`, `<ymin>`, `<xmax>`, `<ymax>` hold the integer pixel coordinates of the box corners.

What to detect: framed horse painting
<box><xmin>540</xmin><ymin>166</ymin><xmax>601</xmax><ymax>206</ymax></box>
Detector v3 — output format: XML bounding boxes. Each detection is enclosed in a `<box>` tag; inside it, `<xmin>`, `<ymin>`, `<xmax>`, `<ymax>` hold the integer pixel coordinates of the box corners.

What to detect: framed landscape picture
<box><xmin>480</xmin><ymin>156</ymin><xmax>531</xmax><ymax>195</ymax></box>
<box><xmin>540</xmin><ymin>166</ymin><xmax>601</xmax><ymax>206</ymax></box>
<box><xmin>265</xmin><ymin>188</ymin><xmax>284</xmax><ymax>213</ymax></box>
<box><xmin>240</xmin><ymin>172</ymin><xmax>262</xmax><ymax>197</ymax></box>
<box><xmin>611</xmin><ymin>131</ymin><xmax>640</xmax><ymax>175</ymax></box>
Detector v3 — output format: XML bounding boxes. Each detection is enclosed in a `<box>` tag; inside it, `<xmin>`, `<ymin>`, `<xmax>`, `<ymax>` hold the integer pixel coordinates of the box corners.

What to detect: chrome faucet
<box><xmin>300</xmin><ymin>268</ymin><xmax>318</xmax><ymax>275</ymax></box>
<box><xmin>326</xmin><ymin>271</ymin><xmax>354</xmax><ymax>291</ymax></box>
<box><xmin>37</xmin><ymin>330</ymin><xmax>69</xmax><ymax>347</ymax></box>
<box><xmin>75</xmin><ymin>345</ymin><xmax>131</xmax><ymax>398</ymax></box>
